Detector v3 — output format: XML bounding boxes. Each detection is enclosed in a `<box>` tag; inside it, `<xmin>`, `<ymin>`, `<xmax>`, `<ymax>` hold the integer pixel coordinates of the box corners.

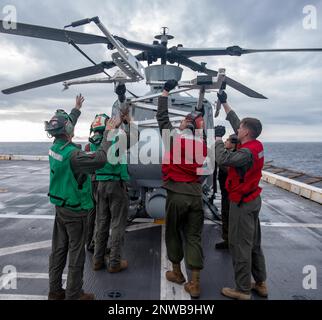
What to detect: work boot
<box><xmin>165</xmin><ymin>263</ymin><xmax>186</xmax><ymax>284</ymax></box>
<box><xmin>184</xmin><ymin>270</ymin><xmax>200</xmax><ymax>299</ymax></box>
<box><xmin>78</xmin><ymin>292</ymin><xmax>95</xmax><ymax>300</ymax></box>
<box><xmin>48</xmin><ymin>289</ymin><xmax>65</xmax><ymax>300</ymax></box>
<box><xmin>251</xmin><ymin>282</ymin><xmax>268</xmax><ymax>298</ymax></box>
<box><xmin>92</xmin><ymin>258</ymin><xmax>104</xmax><ymax>271</ymax></box>
<box><xmin>215</xmin><ymin>241</ymin><xmax>229</xmax><ymax>250</ymax></box>
<box><xmin>221</xmin><ymin>287</ymin><xmax>251</xmax><ymax>300</ymax></box>
<box><xmin>108</xmin><ymin>260</ymin><xmax>128</xmax><ymax>273</ymax></box>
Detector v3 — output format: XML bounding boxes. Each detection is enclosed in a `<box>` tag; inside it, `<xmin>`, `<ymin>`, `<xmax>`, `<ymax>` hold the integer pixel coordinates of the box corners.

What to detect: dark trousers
<box><xmin>165</xmin><ymin>190</ymin><xmax>204</xmax><ymax>270</ymax></box>
<box><xmin>49</xmin><ymin>206</ymin><xmax>88</xmax><ymax>300</ymax></box>
<box><xmin>93</xmin><ymin>180</ymin><xmax>129</xmax><ymax>267</ymax></box>
<box><xmin>229</xmin><ymin>196</ymin><xmax>267</xmax><ymax>293</ymax></box>
<box><xmin>218</xmin><ymin>169</ymin><xmax>229</xmax><ymax>241</ymax></box>
<box><xmin>86</xmin><ymin>180</ymin><xmax>99</xmax><ymax>250</ymax></box>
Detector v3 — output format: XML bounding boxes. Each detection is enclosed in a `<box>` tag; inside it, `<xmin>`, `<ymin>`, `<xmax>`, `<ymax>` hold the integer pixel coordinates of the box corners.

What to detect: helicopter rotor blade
<box><xmin>224</xmin><ymin>76</ymin><xmax>267</xmax><ymax>99</ymax></box>
<box><xmin>2</xmin><ymin>61</ymin><xmax>115</xmax><ymax>94</ymax></box>
<box><xmin>114</xmin><ymin>36</ymin><xmax>162</xmax><ymax>52</ymax></box>
<box><xmin>0</xmin><ymin>20</ymin><xmax>110</xmax><ymax>45</ymax></box>
<box><xmin>173</xmin><ymin>56</ymin><xmax>267</xmax><ymax>99</ymax></box>
<box><xmin>176</xmin><ymin>46</ymin><xmax>322</xmax><ymax>57</ymax></box>
<box><xmin>0</xmin><ymin>20</ymin><xmax>159</xmax><ymax>52</ymax></box>
<box><xmin>238</xmin><ymin>48</ymin><xmax>322</xmax><ymax>54</ymax></box>
<box><xmin>1</xmin><ymin>51</ymin><xmax>146</xmax><ymax>95</ymax></box>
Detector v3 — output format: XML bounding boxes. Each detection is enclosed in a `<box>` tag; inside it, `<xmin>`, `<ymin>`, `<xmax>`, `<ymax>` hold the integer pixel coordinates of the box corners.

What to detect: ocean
<box><xmin>0</xmin><ymin>142</ymin><xmax>321</xmax><ymax>177</ymax></box>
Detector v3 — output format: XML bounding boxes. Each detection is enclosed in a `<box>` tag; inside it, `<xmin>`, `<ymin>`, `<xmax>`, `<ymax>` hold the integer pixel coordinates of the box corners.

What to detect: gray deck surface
<box><xmin>0</xmin><ymin>160</ymin><xmax>321</xmax><ymax>300</ymax></box>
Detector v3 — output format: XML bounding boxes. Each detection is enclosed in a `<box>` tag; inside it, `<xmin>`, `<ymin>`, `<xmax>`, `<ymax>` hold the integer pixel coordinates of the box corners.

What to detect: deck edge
<box><xmin>262</xmin><ymin>170</ymin><xmax>322</xmax><ymax>205</ymax></box>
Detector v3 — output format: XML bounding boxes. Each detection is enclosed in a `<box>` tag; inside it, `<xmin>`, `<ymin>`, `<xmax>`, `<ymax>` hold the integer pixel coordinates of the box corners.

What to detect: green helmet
<box><xmin>90</xmin><ymin>113</ymin><xmax>110</xmax><ymax>133</ymax></box>
<box><xmin>44</xmin><ymin>109</ymin><xmax>74</xmax><ymax>137</ymax></box>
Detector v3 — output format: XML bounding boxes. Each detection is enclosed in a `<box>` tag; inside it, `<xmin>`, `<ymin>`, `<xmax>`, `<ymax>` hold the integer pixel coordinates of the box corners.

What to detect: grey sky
<box><xmin>0</xmin><ymin>0</ymin><xmax>321</xmax><ymax>141</ymax></box>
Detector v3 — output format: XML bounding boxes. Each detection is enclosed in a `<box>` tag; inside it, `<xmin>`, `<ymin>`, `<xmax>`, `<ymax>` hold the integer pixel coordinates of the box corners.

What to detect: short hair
<box><xmin>240</xmin><ymin>117</ymin><xmax>262</xmax><ymax>139</ymax></box>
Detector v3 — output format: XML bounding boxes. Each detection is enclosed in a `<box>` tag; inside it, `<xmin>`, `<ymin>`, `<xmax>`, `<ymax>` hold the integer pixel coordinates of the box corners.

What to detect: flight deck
<box><xmin>0</xmin><ymin>160</ymin><xmax>321</xmax><ymax>300</ymax></box>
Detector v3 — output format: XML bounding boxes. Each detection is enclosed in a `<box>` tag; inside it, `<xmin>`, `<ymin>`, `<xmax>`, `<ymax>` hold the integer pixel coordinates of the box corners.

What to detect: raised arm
<box><xmin>156</xmin><ymin>79</ymin><xmax>178</xmax><ymax>134</ymax></box>
<box><xmin>115</xmin><ymin>83</ymin><xmax>140</xmax><ymax>150</ymax></box>
<box><xmin>214</xmin><ymin>125</ymin><xmax>252</xmax><ymax>169</ymax></box>
<box><xmin>68</xmin><ymin>94</ymin><xmax>85</xmax><ymax>126</ymax></box>
<box><xmin>70</xmin><ymin>118</ymin><xmax>118</xmax><ymax>175</ymax></box>
<box><xmin>217</xmin><ymin>91</ymin><xmax>241</xmax><ymax>134</ymax></box>
<box><xmin>215</xmin><ymin>141</ymin><xmax>252</xmax><ymax>168</ymax></box>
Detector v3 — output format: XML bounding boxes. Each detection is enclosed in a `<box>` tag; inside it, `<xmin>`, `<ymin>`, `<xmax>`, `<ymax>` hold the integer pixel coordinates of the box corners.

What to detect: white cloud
<box><xmin>261</xmin><ymin>123</ymin><xmax>322</xmax><ymax>142</ymax></box>
<box><xmin>0</xmin><ymin>120</ymin><xmax>47</xmax><ymax>142</ymax></box>
<box><xmin>0</xmin><ymin>38</ymin><xmax>48</xmax><ymax>81</ymax></box>
<box><xmin>0</xmin><ymin>0</ymin><xmax>322</xmax><ymax>142</ymax></box>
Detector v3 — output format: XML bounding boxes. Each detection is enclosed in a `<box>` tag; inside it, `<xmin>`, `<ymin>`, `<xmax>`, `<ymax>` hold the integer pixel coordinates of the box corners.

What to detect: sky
<box><xmin>0</xmin><ymin>0</ymin><xmax>321</xmax><ymax>142</ymax></box>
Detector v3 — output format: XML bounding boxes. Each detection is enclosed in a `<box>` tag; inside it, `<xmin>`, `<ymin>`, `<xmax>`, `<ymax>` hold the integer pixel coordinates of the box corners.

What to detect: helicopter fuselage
<box><xmin>111</xmin><ymin>64</ymin><xmax>214</xmax><ymax>219</ymax></box>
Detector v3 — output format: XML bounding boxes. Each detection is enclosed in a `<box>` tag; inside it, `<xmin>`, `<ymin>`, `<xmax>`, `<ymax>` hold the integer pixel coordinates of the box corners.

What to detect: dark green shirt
<box><xmin>215</xmin><ymin>110</ymin><xmax>253</xmax><ymax>177</ymax></box>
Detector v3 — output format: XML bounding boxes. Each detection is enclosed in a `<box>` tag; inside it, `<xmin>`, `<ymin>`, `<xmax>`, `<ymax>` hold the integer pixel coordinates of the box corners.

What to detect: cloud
<box><xmin>0</xmin><ymin>0</ymin><xmax>321</xmax><ymax>142</ymax></box>
<box><xmin>0</xmin><ymin>38</ymin><xmax>49</xmax><ymax>81</ymax></box>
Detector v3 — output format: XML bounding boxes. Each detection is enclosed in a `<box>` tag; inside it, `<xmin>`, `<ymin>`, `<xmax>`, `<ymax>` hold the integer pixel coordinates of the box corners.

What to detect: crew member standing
<box><xmin>157</xmin><ymin>80</ymin><xmax>207</xmax><ymax>299</ymax></box>
<box><xmin>84</xmin><ymin>114</ymin><xmax>110</xmax><ymax>253</ymax></box>
<box><xmin>215</xmin><ymin>91</ymin><xmax>268</xmax><ymax>300</ymax></box>
<box><xmin>93</xmin><ymin>84</ymin><xmax>139</xmax><ymax>273</ymax></box>
<box><xmin>46</xmin><ymin>94</ymin><xmax>118</xmax><ymax>300</ymax></box>
<box><xmin>215</xmin><ymin>133</ymin><xmax>238</xmax><ymax>250</ymax></box>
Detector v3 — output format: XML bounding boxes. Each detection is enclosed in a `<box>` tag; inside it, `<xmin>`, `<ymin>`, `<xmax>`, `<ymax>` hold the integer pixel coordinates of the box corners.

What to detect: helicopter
<box><xmin>1</xmin><ymin>16</ymin><xmax>322</xmax><ymax>220</ymax></box>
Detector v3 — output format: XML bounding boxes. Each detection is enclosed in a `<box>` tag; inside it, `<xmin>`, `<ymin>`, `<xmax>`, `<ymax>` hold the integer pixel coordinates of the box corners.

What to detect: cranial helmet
<box><xmin>44</xmin><ymin>109</ymin><xmax>74</xmax><ymax>137</ymax></box>
<box><xmin>88</xmin><ymin>113</ymin><xmax>110</xmax><ymax>145</ymax></box>
<box><xmin>90</xmin><ymin>113</ymin><xmax>110</xmax><ymax>133</ymax></box>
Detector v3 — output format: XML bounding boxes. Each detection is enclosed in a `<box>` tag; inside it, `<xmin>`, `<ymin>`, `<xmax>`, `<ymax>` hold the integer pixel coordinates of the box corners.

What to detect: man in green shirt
<box><xmin>84</xmin><ymin>114</ymin><xmax>111</xmax><ymax>253</ymax></box>
<box><xmin>46</xmin><ymin>94</ymin><xmax>119</xmax><ymax>300</ymax></box>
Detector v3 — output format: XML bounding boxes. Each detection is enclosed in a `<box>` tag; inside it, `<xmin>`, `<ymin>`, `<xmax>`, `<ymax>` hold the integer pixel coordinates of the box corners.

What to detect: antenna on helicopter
<box><xmin>154</xmin><ymin>27</ymin><xmax>174</xmax><ymax>64</ymax></box>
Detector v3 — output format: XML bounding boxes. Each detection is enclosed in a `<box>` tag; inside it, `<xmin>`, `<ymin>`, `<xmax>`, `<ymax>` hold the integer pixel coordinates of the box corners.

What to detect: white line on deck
<box><xmin>204</xmin><ymin>220</ymin><xmax>322</xmax><ymax>228</ymax></box>
<box><xmin>0</xmin><ymin>294</ymin><xmax>47</xmax><ymax>300</ymax></box>
<box><xmin>126</xmin><ymin>223</ymin><xmax>161</xmax><ymax>232</ymax></box>
<box><xmin>160</xmin><ymin>225</ymin><xmax>190</xmax><ymax>300</ymax></box>
<box><xmin>17</xmin><ymin>273</ymin><xmax>67</xmax><ymax>280</ymax></box>
<box><xmin>1</xmin><ymin>213</ymin><xmax>320</xmax><ymax>229</ymax></box>
<box><xmin>0</xmin><ymin>214</ymin><xmax>54</xmax><ymax>220</ymax></box>
<box><xmin>0</xmin><ymin>240</ymin><xmax>51</xmax><ymax>257</ymax></box>
<box><xmin>261</xmin><ymin>222</ymin><xmax>322</xmax><ymax>228</ymax></box>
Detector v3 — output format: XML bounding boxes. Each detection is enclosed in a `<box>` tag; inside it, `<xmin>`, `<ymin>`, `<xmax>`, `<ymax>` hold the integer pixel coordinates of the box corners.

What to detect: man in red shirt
<box><xmin>215</xmin><ymin>91</ymin><xmax>268</xmax><ymax>300</ymax></box>
<box><xmin>157</xmin><ymin>80</ymin><xmax>207</xmax><ymax>299</ymax></box>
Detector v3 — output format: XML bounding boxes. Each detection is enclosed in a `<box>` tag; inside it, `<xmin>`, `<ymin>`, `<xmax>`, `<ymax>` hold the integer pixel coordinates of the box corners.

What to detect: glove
<box><xmin>115</xmin><ymin>83</ymin><xmax>126</xmax><ymax>103</ymax></box>
<box><xmin>215</xmin><ymin>125</ymin><xmax>226</xmax><ymax>138</ymax></box>
<box><xmin>164</xmin><ymin>79</ymin><xmax>178</xmax><ymax>92</ymax></box>
<box><xmin>217</xmin><ymin>91</ymin><xmax>227</xmax><ymax>104</ymax></box>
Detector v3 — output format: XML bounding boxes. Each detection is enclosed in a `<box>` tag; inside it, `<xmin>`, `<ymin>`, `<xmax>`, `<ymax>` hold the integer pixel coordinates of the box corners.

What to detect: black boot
<box><xmin>48</xmin><ymin>289</ymin><xmax>65</xmax><ymax>300</ymax></box>
<box><xmin>215</xmin><ymin>241</ymin><xmax>229</xmax><ymax>250</ymax></box>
